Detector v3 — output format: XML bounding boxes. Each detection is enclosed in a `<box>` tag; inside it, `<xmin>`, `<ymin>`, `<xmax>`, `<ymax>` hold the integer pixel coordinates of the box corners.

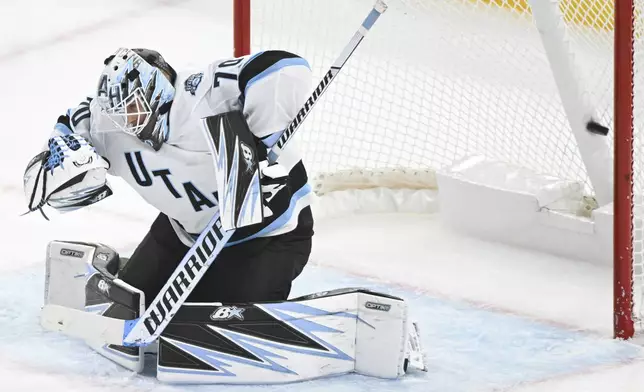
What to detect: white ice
<box><xmin>2</xmin><ymin>1</ymin><xmax>644</xmax><ymax>391</ymax></box>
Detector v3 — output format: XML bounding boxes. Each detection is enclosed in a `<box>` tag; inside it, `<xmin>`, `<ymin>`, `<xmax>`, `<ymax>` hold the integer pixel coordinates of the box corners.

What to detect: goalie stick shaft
<box><xmin>40</xmin><ymin>0</ymin><xmax>388</xmax><ymax>347</ymax></box>
<box><xmin>268</xmin><ymin>0</ymin><xmax>388</xmax><ymax>163</ymax></box>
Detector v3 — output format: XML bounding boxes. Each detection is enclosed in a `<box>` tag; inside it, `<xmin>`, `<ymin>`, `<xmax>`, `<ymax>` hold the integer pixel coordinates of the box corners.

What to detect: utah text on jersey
<box><xmin>54</xmin><ymin>50</ymin><xmax>315</xmax><ymax>245</ymax></box>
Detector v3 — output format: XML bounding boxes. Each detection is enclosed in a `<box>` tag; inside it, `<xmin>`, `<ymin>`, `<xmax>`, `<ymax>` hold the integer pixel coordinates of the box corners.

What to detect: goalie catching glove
<box><xmin>23</xmin><ymin>131</ymin><xmax>112</xmax><ymax>217</ymax></box>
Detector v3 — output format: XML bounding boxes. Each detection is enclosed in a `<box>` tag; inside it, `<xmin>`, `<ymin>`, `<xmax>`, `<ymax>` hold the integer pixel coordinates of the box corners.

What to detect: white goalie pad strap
<box><xmin>405</xmin><ymin>320</ymin><xmax>428</xmax><ymax>372</ymax></box>
<box><xmin>355</xmin><ymin>292</ymin><xmax>408</xmax><ymax>378</ymax></box>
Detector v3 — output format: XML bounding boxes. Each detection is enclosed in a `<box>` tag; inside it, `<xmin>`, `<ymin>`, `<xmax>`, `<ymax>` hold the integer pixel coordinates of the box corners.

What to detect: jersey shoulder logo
<box><xmin>184</xmin><ymin>73</ymin><xmax>203</xmax><ymax>96</ymax></box>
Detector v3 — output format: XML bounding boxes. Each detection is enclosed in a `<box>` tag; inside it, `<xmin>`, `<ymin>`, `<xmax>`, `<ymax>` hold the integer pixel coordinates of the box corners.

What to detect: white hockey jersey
<box><xmin>52</xmin><ymin>50</ymin><xmax>314</xmax><ymax>245</ymax></box>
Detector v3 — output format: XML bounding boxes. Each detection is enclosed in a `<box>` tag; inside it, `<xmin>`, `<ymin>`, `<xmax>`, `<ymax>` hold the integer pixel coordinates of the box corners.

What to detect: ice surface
<box><xmin>2</xmin><ymin>1</ymin><xmax>644</xmax><ymax>391</ymax></box>
<box><xmin>1</xmin><ymin>262</ymin><xmax>643</xmax><ymax>392</ymax></box>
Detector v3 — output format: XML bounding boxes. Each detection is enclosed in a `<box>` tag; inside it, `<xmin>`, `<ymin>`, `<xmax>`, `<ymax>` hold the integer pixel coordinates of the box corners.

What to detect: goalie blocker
<box><xmin>42</xmin><ymin>240</ymin><xmax>427</xmax><ymax>384</ymax></box>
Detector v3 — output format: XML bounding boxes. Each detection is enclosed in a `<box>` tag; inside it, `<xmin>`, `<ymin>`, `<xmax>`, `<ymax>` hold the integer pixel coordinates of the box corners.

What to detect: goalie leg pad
<box><xmin>43</xmin><ymin>241</ymin><xmax>146</xmax><ymax>372</ymax></box>
<box><xmin>355</xmin><ymin>291</ymin><xmax>408</xmax><ymax>378</ymax></box>
<box><xmin>156</xmin><ymin>288</ymin><xmax>419</xmax><ymax>384</ymax></box>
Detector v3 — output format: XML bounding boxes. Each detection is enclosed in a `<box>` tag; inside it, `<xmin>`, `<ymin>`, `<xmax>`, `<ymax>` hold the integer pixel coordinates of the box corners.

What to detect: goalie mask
<box><xmin>96</xmin><ymin>48</ymin><xmax>177</xmax><ymax>151</ymax></box>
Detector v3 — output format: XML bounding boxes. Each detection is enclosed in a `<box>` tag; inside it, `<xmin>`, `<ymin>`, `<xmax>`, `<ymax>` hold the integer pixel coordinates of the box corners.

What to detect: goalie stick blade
<box><xmin>40</xmin><ymin>304</ymin><xmax>126</xmax><ymax>346</ymax></box>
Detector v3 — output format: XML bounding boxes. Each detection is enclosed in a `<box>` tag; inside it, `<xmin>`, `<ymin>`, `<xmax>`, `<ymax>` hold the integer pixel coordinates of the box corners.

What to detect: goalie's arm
<box><xmin>237</xmin><ymin>50</ymin><xmax>313</xmax><ymax>150</ymax></box>
<box><xmin>49</xmin><ymin>97</ymin><xmax>94</xmax><ymax>140</ymax></box>
<box><xmin>203</xmin><ymin>51</ymin><xmax>315</xmax><ymax>234</ymax></box>
<box><xmin>236</xmin><ymin>53</ymin><xmax>315</xmax><ymax>237</ymax></box>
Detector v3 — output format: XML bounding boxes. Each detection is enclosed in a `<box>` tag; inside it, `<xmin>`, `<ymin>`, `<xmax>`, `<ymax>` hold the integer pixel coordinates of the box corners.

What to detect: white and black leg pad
<box><xmin>354</xmin><ymin>291</ymin><xmax>408</xmax><ymax>378</ymax></box>
<box><xmin>43</xmin><ymin>240</ymin><xmax>146</xmax><ymax>372</ymax></box>
<box><xmin>356</xmin><ymin>293</ymin><xmax>428</xmax><ymax>375</ymax></box>
<box><xmin>154</xmin><ymin>288</ymin><xmax>422</xmax><ymax>384</ymax></box>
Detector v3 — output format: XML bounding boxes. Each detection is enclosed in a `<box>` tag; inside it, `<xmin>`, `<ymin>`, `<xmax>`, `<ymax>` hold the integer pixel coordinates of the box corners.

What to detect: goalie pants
<box><xmin>118</xmin><ymin>208</ymin><xmax>313</xmax><ymax>306</ymax></box>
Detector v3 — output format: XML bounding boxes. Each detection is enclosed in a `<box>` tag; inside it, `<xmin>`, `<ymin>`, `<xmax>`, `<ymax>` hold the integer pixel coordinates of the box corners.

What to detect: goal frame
<box><xmin>233</xmin><ymin>0</ymin><xmax>251</xmax><ymax>58</ymax></box>
<box><xmin>614</xmin><ymin>0</ymin><xmax>636</xmax><ymax>340</ymax></box>
<box><xmin>233</xmin><ymin>0</ymin><xmax>638</xmax><ymax>340</ymax></box>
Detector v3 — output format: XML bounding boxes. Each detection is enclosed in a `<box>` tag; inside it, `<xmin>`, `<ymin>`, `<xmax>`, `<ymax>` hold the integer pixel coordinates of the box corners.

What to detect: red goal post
<box><xmin>614</xmin><ymin>0</ymin><xmax>636</xmax><ymax>340</ymax></box>
<box><xmin>233</xmin><ymin>0</ymin><xmax>251</xmax><ymax>58</ymax></box>
<box><xmin>233</xmin><ymin>0</ymin><xmax>642</xmax><ymax>340</ymax></box>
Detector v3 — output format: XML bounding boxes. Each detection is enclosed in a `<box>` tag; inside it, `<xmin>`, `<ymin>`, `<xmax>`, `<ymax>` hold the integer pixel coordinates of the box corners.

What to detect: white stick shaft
<box><xmin>123</xmin><ymin>215</ymin><xmax>234</xmax><ymax>345</ymax></box>
<box><xmin>268</xmin><ymin>0</ymin><xmax>388</xmax><ymax>163</ymax></box>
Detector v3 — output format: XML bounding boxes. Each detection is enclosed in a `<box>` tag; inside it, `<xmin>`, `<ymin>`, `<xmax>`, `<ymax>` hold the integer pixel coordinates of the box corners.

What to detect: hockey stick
<box><xmin>267</xmin><ymin>1</ymin><xmax>387</xmax><ymax>163</ymax></box>
<box><xmin>40</xmin><ymin>0</ymin><xmax>388</xmax><ymax>347</ymax></box>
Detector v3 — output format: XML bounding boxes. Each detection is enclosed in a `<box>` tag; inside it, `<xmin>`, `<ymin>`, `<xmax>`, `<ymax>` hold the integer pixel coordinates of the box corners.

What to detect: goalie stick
<box><xmin>267</xmin><ymin>2</ymin><xmax>386</xmax><ymax>162</ymax></box>
<box><xmin>40</xmin><ymin>0</ymin><xmax>389</xmax><ymax>347</ymax></box>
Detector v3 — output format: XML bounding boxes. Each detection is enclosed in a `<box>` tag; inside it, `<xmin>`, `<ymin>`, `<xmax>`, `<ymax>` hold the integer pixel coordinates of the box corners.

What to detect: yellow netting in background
<box><xmin>474</xmin><ymin>0</ymin><xmax>613</xmax><ymax>31</ymax></box>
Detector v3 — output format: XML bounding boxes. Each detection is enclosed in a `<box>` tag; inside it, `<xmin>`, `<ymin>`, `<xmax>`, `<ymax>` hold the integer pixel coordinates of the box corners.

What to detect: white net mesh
<box><xmin>251</xmin><ymin>1</ymin><xmax>598</xmax><ymax>192</ymax></box>
<box><xmin>249</xmin><ymin>0</ymin><xmax>643</xmax><ymax>324</ymax></box>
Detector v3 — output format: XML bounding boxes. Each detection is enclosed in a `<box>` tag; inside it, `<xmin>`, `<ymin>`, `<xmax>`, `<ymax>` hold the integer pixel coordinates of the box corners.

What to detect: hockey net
<box><xmin>234</xmin><ymin>0</ymin><xmax>643</xmax><ymax>339</ymax></box>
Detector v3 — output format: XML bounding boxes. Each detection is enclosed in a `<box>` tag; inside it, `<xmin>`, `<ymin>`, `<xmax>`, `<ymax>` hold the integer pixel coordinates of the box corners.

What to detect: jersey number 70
<box><xmin>212</xmin><ymin>57</ymin><xmax>244</xmax><ymax>88</ymax></box>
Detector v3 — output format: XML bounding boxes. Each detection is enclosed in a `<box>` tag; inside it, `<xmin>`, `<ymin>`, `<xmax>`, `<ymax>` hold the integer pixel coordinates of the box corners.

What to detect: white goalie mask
<box><xmin>96</xmin><ymin>48</ymin><xmax>176</xmax><ymax>150</ymax></box>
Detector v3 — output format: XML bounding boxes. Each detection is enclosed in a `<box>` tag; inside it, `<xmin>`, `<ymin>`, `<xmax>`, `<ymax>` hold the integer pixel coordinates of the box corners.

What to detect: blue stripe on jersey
<box><xmin>246</xmin><ymin>51</ymin><xmax>263</xmax><ymax>64</ymax></box>
<box><xmin>54</xmin><ymin>122</ymin><xmax>73</xmax><ymax>135</ymax></box>
<box><xmin>226</xmin><ymin>183</ymin><xmax>312</xmax><ymax>246</ymax></box>
<box><xmin>261</xmin><ymin>132</ymin><xmax>283</xmax><ymax>148</ymax></box>
<box><xmin>244</xmin><ymin>57</ymin><xmax>311</xmax><ymax>97</ymax></box>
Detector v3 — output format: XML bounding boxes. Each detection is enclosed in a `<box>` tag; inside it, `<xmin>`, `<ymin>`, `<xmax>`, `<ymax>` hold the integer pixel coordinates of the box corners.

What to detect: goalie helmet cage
<box><xmin>233</xmin><ymin>0</ymin><xmax>642</xmax><ymax>340</ymax></box>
